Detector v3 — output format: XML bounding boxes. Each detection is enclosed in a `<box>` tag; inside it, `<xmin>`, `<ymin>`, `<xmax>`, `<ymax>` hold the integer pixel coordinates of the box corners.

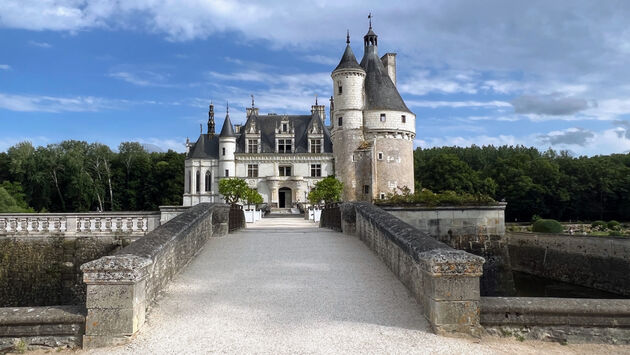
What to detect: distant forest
<box><xmin>1</xmin><ymin>141</ymin><xmax>629</xmax><ymax>221</ymax></box>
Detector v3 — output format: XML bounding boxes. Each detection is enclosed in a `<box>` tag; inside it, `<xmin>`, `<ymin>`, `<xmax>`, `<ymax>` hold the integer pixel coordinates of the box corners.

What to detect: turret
<box><xmin>219</xmin><ymin>104</ymin><xmax>236</xmax><ymax>180</ymax></box>
<box><xmin>331</xmin><ymin>31</ymin><xmax>366</xmax><ymax>201</ymax></box>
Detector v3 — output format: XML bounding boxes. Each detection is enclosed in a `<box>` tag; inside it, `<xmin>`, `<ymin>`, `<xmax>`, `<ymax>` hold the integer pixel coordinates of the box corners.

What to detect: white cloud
<box><xmin>0</xmin><ymin>93</ymin><xmax>111</xmax><ymax>112</ymax></box>
<box><xmin>538</xmin><ymin>127</ymin><xmax>595</xmax><ymax>146</ymax></box>
<box><xmin>28</xmin><ymin>40</ymin><xmax>52</xmax><ymax>48</ymax></box>
<box><xmin>406</xmin><ymin>100</ymin><xmax>511</xmax><ymax>109</ymax></box>
<box><xmin>0</xmin><ymin>136</ymin><xmax>50</xmax><ymax>152</ymax></box>
<box><xmin>132</xmin><ymin>137</ymin><xmax>186</xmax><ymax>153</ymax></box>
<box><xmin>0</xmin><ymin>64</ymin><xmax>10</xmax><ymax>70</ymax></box>
<box><xmin>109</xmin><ymin>71</ymin><xmax>172</xmax><ymax>87</ymax></box>
<box><xmin>302</xmin><ymin>55</ymin><xmax>338</xmax><ymax>66</ymax></box>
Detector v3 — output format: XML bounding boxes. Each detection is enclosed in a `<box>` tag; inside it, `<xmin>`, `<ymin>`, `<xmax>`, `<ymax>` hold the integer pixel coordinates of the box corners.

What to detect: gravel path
<box><xmin>82</xmin><ymin>217</ymin><xmax>630</xmax><ymax>355</ymax></box>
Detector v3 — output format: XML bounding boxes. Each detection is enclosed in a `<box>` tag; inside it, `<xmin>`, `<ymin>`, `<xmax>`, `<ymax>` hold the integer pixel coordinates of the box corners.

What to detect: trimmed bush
<box><xmin>608</xmin><ymin>230</ymin><xmax>623</xmax><ymax>237</ymax></box>
<box><xmin>532</xmin><ymin>219</ymin><xmax>564</xmax><ymax>234</ymax></box>
<box><xmin>591</xmin><ymin>220</ymin><xmax>607</xmax><ymax>231</ymax></box>
<box><xmin>607</xmin><ymin>220</ymin><xmax>621</xmax><ymax>231</ymax></box>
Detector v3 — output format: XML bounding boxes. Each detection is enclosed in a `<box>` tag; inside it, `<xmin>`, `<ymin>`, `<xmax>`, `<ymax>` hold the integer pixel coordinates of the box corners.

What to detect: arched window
<box><xmin>196</xmin><ymin>170</ymin><xmax>200</xmax><ymax>193</ymax></box>
<box><xmin>186</xmin><ymin>171</ymin><xmax>191</xmax><ymax>193</ymax></box>
<box><xmin>205</xmin><ymin>171</ymin><xmax>211</xmax><ymax>192</ymax></box>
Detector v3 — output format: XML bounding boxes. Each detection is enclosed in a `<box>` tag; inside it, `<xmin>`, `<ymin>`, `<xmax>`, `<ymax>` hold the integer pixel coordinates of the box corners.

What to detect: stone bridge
<box><xmin>4</xmin><ymin>203</ymin><xmax>629</xmax><ymax>353</ymax></box>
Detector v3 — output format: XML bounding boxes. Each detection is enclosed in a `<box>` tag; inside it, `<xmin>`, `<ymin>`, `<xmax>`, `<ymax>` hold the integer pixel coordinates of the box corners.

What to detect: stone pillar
<box><xmin>417</xmin><ymin>250</ymin><xmax>485</xmax><ymax>336</ymax></box>
<box><xmin>80</xmin><ymin>254</ymin><xmax>152</xmax><ymax>348</ymax></box>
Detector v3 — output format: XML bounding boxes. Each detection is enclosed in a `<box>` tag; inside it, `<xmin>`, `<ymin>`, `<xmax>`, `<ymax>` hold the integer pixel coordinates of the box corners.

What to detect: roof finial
<box><xmin>251</xmin><ymin>94</ymin><xmax>255</xmax><ymax>108</ymax></box>
<box><xmin>200</xmin><ymin>123</ymin><xmax>202</xmax><ymax>134</ymax></box>
<box><xmin>346</xmin><ymin>29</ymin><xmax>350</xmax><ymax>44</ymax></box>
<box><xmin>315</xmin><ymin>94</ymin><xmax>318</xmax><ymax>105</ymax></box>
<box><xmin>226</xmin><ymin>100</ymin><xmax>229</xmax><ymax>114</ymax></box>
<box><xmin>368</xmin><ymin>12</ymin><xmax>372</xmax><ymax>29</ymax></box>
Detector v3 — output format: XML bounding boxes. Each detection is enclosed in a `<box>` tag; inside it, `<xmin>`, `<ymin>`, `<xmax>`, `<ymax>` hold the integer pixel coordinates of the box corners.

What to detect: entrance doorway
<box><xmin>278</xmin><ymin>187</ymin><xmax>292</xmax><ymax>208</ymax></box>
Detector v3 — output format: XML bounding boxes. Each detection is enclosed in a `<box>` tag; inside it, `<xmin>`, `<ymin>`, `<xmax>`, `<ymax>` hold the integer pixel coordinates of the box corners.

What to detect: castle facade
<box><xmin>183</xmin><ymin>22</ymin><xmax>415</xmax><ymax>207</ymax></box>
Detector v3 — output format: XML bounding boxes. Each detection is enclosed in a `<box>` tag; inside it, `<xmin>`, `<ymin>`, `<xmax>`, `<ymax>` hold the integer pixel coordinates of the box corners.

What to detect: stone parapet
<box><xmin>80</xmin><ymin>203</ymin><xmax>232</xmax><ymax>348</ymax></box>
<box><xmin>324</xmin><ymin>202</ymin><xmax>485</xmax><ymax>337</ymax></box>
<box><xmin>0</xmin><ymin>305</ymin><xmax>85</xmax><ymax>351</ymax></box>
<box><xmin>482</xmin><ymin>297</ymin><xmax>630</xmax><ymax>343</ymax></box>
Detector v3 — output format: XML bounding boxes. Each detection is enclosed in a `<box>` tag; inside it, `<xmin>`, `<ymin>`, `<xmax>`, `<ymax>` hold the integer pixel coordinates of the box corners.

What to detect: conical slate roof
<box><xmin>219</xmin><ymin>113</ymin><xmax>235</xmax><ymax>138</ymax></box>
<box><xmin>334</xmin><ymin>44</ymin><xmax>363</xmax><ymax>71</ymax></box>
<box><xmin>360</xmin><ymin>35</ymin><xmax>410</xmax><ymax>113</ymax></box>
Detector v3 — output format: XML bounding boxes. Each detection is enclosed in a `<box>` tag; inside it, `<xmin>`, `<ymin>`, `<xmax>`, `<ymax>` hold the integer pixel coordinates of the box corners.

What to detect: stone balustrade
<box><xmin>322</xmin><ymin>202</ymin><xmax>485</xmax><ymax>337</ymax></box>
<box><xmin>0</xmin><ymin>212</ymin><xmax>160</xmax><ymax>237</ymax></box>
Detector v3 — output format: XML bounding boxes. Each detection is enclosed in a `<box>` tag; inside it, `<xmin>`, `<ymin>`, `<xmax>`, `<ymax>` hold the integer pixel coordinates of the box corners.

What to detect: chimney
<box><xmin>381</xmin><ymin>53</ymin><xmax>397</xmax><ymax>86</ymax></box>
<box><xmin>246</xmin><ymin>107</ymin><xmax>259</xmax><ymax>116</ymax></box>
<box><xmin>311</xmin><ymin>95</ymin><xmax>326</xmax><ymax>122</ymax></box>
<box><xmin>234</xmin><ymin>124</ymin><xmax>242</xmax><ymax>133</ymax></box>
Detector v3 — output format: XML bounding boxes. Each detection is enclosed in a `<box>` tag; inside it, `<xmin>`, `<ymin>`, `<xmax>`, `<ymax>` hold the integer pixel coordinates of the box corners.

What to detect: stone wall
<box><xmin>481</xmin><ymin>297</ymin><xmax>630</xmax><ymax>344</ymax></box>
<box><xmin>0</xmin><ymin>306</ymin><xmax>85</xmax><ymax>352</ymax></box>
<box><xmin>0</xmin><ymin>235</ymin><xmax>128</xmax><ymax>307</ymax></box>
<box><xmin>80</xmin><ymin>203</ymin><xmax>231</xmax><ymax>348</ymax></box>
<box><xmin>507</xmin><ymin>232</ymin><xmax>630</xmax><ymax>296</ymax></box>
<box><xmin>323</xmin><ymin>202</ymin><xmax>485</xmax><ymax>337</ymax></box>
<box><xmin>383</xmin><ymin>205</ymin><xmax>512</xmax><ymax>296</ymax></box>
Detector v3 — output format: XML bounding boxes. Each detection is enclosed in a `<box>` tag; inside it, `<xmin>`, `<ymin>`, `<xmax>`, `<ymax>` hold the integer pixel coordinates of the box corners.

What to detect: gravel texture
<box><xmin>81</xmin><ymin>217</ymin><xmax>630</xmax><ymax>355</ymax></box>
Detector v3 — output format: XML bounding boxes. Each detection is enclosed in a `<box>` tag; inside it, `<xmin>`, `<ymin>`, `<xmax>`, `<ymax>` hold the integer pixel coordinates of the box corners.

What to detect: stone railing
<box><xmin>0</xmin><ymin>306</ymin><xmax>85</xmax><ymax>352</ymax></box>
<box><xmin>80</xmin><ymin>203</ymin><xmax>231</xmax><ymax>348</ymax></box>
<box><xmin>322</xmin><ymin>202</ymin><xmax>485</xmax><ymax>337</ymax></box>
<box><xmin>481</xmin><ymin>297</ymin><xmax>630</xmax><ymax>344</ymax></box>
<box><xmin>0</xmin><ymin>212</ymin><xmax>160</xmax><ymax>237</ymax></box>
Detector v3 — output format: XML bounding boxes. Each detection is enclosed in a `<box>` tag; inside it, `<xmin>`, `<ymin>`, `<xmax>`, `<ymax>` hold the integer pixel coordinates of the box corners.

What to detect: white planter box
<box><xmin>244</xmin><ymin>210</ymin><xmax>255</xmax><ymax>223</ymax></box>
<box><xmin>313</xmin><ymin>209</ymin><xmax>322</xmax><ymax>222</ymax></box>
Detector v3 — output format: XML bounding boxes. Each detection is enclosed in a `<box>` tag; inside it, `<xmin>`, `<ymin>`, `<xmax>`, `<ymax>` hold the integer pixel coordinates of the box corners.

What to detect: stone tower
<box><xmin>331</xmin><ymin>22</ymin><xmax>416</xmax><ymax>201</ymax></box>
<box><xmin>218</xmin><ymin>106</ymin><xmax>236</xmax><ymax>178</ymax></box>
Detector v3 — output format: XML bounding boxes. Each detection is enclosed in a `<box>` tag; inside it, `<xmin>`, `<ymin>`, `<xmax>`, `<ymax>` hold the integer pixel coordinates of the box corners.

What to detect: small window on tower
<box><xmin>401</xmin><ymin>115</ymin><xmax>406</xmax><ymax>123</ymax></box>
<box><xmin>338</xmin><ymin>117</ymin><xmax>343</xmax><ymax>126</ymax></box>
<box><xmin>363</xmin><ymin>185</ymin><xmax>370</xmax><ymax>194</ymax></box>
<box><xmin>222</xmin><ymin>147</ymin><xmax>226</xmax><ymax>156</ymax></box>
<box><xmin>225</xmin><ymin>169</ymin><xmax>229</xmax><ymax>177</ymax></box>
<box><xmin>378</xmin><ymin>152</ymin><xmax>383</xmax><ymax>160</ymax></box>
<box><xmin>380</xmin><ymin>113</ymin><xmax>386</xmax><ymax>122</ymax></box>
<box><xmin>338</xmin><ymin>85</ymin><xmax>343</xmax><ymax>95</ymax></box>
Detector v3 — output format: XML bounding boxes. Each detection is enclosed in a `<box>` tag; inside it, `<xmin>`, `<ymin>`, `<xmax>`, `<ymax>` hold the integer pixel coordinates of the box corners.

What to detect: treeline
<box><xmin>414</xmin><ymin>145</ymin><xmax>630</xmax><ymax>222</ymax></box>
<box><xmin>0</xmin><ymin>141</ymin><xmax>185</xmax><ymax>212</ymax></box>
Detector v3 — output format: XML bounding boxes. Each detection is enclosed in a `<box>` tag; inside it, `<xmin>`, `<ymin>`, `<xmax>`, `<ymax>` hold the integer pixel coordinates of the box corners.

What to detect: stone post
<box><xmin>417</xmin><ymin>249</ymin><xmax>485</xmax><ymax>336</ymax></box>
<box><xmin>80</xmin><ymin>254</ymin><xmax>152</xmax><ymax>348</ymax></box>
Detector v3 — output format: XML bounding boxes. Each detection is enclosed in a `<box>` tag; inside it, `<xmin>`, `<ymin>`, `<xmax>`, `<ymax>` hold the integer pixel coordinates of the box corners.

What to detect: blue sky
<box><xmin>2</xmin><ymin>1</ymin><xmax>630</xmax><ymax>156</ymax></box>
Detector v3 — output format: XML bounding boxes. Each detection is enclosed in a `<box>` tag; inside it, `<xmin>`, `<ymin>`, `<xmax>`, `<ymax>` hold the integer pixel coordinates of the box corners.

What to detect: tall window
<box><xmin>247</xmin><ymin>164</ymin><xmax>258</xmax><ymax>177</ymax></box>
<box><xmin>195</xmin><ymin>170</ymin><xmax>200</xmax><ymax>193</ymax></box>
<box><xmin>225</xmin><ymin>169</ymin><xmax>229</xmax><ymax>177</ymax></box>
<box><xmin>401</xmin><ymin>115</ymin><xmax>406</xmax><ymax>123</ymax></box>
<box><xmin>222</xmin><ymin>147</ymin><xmax>226</xmax><ymax>156</ymax></box>
<box><xmin>363</xmin><ymin>185</ymin><xmax>370</xmax><ymax>194</ymax></box>
<box><xmin>278</xmin><ymin>139</ymin><xmax>292</xmax><ymax>153</ymax></box>
<box><xmin>186</xmin><ymin>171</ymin><xmax>191</xmax><ymax>193</ymax></box>
<box><xmin>380</xmin><ymin>113</ymin><xmax>386</xmax><ymax>122</ymax></box>
<box><xmin>310</xmin><ymin>139</ymin><xmax>322</xmax><ymax>153</ymax></box>
<box><xmin>338</xmin><ymin>116</ymin><xmax>343</xmax><ymax>126</ymax></box>
<box><xmin>310</xmin><ymin>164</ymin><xmax>321</xmax><ymax>177</ymax></box>
<box><xmin>338</xmin><ymin>84</ymin><xmax>343</xmax><ymax>94</ymax></box>
<box><xmin>205</xmin><ymin>171</ymin><xmax>211</xmax><ymax>192</ymax></box>
<box><xmin>279</xmin><ymin>166</ymin><xmax>292</xmax><ymax>177</ymax></box>
<box><xmin>247</xmin><ymin>139</ymin><xmax>258</xmax><ymax>153</ymax></box>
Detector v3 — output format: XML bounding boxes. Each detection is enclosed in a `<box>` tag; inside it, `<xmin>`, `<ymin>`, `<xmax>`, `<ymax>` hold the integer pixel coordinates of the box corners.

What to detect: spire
<box><xmin>315</xmin><ymin>94</ymin><xmax>318</xmax><ymax>105</ymax></box>
<box><xmin>364</xmin><ymin>13</ymin><xmax>378</xmax><ymax>47</ymax></box>
<box><xmin>219</xmin><ymin>104</ymin><xmax>235</xmax><ymax>138</ymax></box>
<box><xmin>251</xmin><ymin>94</ymin><xmax>255</xmax><ymax>108</ymax></box>
<box><xmin>208</xmin><ymin>101</ymin><xmax>215</xmax><ymax>135</ymax></box>
<box><xmin>333</xmin><ymin>31</ymin><xmax>363</xmax><ymax>72</ymax></box>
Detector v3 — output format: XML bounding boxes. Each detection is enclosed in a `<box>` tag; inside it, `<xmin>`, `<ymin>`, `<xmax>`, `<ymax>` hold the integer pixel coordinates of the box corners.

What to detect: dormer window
<box><xmin>380</xmin><ymin>113</ymin><xmax>386</xmax><ymax>122</ymax></box>
<box><xmin>247</xmin><ymin>139</ymin><xmax>258</xmax><ymax>153</ymax></box>
<box><xmin>278</xmin><ymin>139</ymin><xmax>292</xmax><ymax>153</ymax></box>
<box><xmin>282</xmin><ymin>123</ymin><xmax>288</xmax><ymax>132</ymax></box>
<box><xmin>310</xmin><ymin>139</ymin><xmax>322</xmax><ymax>153</ymax></box>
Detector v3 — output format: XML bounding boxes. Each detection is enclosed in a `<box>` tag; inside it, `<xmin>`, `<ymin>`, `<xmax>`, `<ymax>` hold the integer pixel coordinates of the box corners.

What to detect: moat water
<box><xmin>507</xmin><ymin>271</ymin><xmax>629</xmax><ymax>299</ymax></box>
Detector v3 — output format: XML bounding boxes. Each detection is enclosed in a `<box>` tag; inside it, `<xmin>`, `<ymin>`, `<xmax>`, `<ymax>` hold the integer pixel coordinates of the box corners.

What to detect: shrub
<box><xmin>608</xmin><ymin>230</ymin><xmax>623</xmax><ymax>237</ymax></box>
<box><xmin>532</xmin><ymin>219</ymin><xmax>564</xmax><ymax>233</ymax></box>
<box><xmin>531</xmin><ymin>214</ymin><xmax>541</xmax><ymax>223</ymax></box>
<box><xmin>591</xmin><ymin>220</ymin><xmax>607</xmax><ymax>231</ymax></box>
<box><xmin>376</xmin><ymin>187</ymin><xmax>497</xmax><ymax>207</ymax></box>
<box><xmin>607</xmin><ymin>220</ymin><xmax>621</xmax><ymax>231</ymax></box>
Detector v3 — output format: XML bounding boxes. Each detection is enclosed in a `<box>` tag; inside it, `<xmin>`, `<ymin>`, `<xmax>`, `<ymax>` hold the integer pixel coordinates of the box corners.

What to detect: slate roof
<box><xmin>219</xmin><ymin>113</ymin><xmax>236</xmax><ymax>137</ymax></box>
<box><xmin>187</xmin><ymin>134</ymin><xmax>220</xmax><ymax>159</ymax></box>
<box><xmin>334</xmin><ymin>44</ymin><xmax>363</xmax><ymax>71</ymax></box>
<box><xmin>359</xmin><ymin>32</ymin><xmax>411</xmax><ymax>113</ymax></box>
<box><xmin>235</xmin><ymin>112</ymin><xmax>333</xmax><ymax>154</ymax></box>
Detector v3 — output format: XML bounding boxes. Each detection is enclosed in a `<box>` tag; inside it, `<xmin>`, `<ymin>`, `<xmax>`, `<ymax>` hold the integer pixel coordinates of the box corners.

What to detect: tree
<box><xmin>244</xmin><ymin>188</ymin><xmax>263</xmax><ymax>209</ymax></box>
<box><xmin>218</xmin><ymin>178</ymin><xmax>249</xmax><ymax>205</ymax></box>
<box><xmin>0</xmin><ymin>184</ymin><xmax>34</xmax><ymax>213</ymax></box>
<box><xmin>308</xmin><ymin>176</ymin><xmax>343</xmax><ymax>205</ymax></box>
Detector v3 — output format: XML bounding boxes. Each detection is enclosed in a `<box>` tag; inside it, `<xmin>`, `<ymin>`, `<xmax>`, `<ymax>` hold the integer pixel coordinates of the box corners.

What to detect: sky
<box><xmin>2</xmin><ymin>1</ymin><xmax>630</xmax><ymax>156</ymax></box>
